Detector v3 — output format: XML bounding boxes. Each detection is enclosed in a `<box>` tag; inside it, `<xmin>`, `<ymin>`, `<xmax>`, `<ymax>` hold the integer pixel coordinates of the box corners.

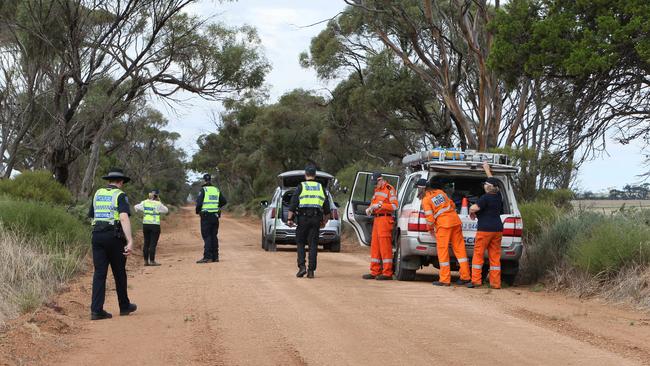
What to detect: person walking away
<box><xmin>134</xmin><ymin>190</ymin><xmax>169</xmax><ymax>266</ymax></box>
<box><xmin>287</xmin><ymin>165</ymin><xmax>331</xmax><ymax>279</ymax></box>
<box><xmin>362</xmin><ymin>172</ymin><xmax>399</xmax><ymax>281</ymax></box>
<box><xmin>196</xmin><ymin>174</ymin><xmax>227</xmax><ymax>263</ymax></box>
<box><xmin>421</xmin><ymin>177</ymin><xmax>471</xmax><ymax>286</ymax></box>
<box><xmin>88</xmin><ymin>168</ymin><xmax>137</xmax><ymax>320</ymax></box>
<box><xmin>468</xmin><ymin>162</ymin><xmax>504</xmax><ymax>289</ymax></box>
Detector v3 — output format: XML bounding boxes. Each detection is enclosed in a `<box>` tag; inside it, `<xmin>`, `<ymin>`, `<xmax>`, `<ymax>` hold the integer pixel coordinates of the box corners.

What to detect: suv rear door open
<box><xmin>345</xmin><ymin>171</ymin><xmax>400</xmax><ymax>245</ymax></box>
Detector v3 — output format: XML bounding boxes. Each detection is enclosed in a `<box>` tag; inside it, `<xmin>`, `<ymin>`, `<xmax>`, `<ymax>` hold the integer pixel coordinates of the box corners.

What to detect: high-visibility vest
<box><xmin>201</xmin><ymin>186</ymin><xmax>221</xmax><ymax>213</ymax></box>
<box><xmin>92</xmin><ymin>187</ymin><xmax>124</xmax><ymax>225</ymax></box>
<box><xmin>298</xmin><ymin>181</ymin><xmax>325</xmax><ymax>209</ymax></box>
<box><xmin>142</xmin><ymin>199</ymin><xmax>161</xmax><ymax>225</ymax></box>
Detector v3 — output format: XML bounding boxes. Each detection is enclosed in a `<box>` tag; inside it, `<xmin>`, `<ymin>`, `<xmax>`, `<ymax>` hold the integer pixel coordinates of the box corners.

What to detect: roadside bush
<box><xmin>0</xmin><ymin>171</ymin><xmax>72</xmax><ymax>205</ymax></box>
<box><xmin>535</xmin><ymin>188</ymin><xmax>575</xmax><ymax>209</ymax></box>
<box><xmin>519</xmin><ymin>201</ymin><xmax>560</xmax><ymax>239</ymax></box>
<box><xmin>568</xmin><ymin>218</ymin><xmax>650</xmax><ymax>275</ymax></box>
<box><xmin>0</xmin><ymin>198</ymin><xmax>87</xmax><ymax>253</ymax></box>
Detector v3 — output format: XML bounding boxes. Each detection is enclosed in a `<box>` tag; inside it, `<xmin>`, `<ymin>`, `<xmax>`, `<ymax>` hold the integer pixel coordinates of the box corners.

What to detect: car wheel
<box><xmin>329</xmin><ymin>240</ymin><xmax>341</xmax><ymax>253</ymax></box>
<box><xmin>394</xmin><ymin>244</ymin><xmax>416</xmax><ymax>281</ymax></box>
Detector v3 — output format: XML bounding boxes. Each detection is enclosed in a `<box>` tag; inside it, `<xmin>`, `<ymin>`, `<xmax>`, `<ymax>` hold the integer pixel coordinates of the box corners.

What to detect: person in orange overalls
<box><xmin>421</xmin><ymin>177</ymin><xmax>471</xmax><ymax>286</ymax></box>
<box><xmin>468</xmin><ymin>162</ymin><xmax>504</xmax><ymax>288</ymax></box>
<box><xmin>362</xmin><ymin>172</ymin><xmax>399</xmax><ymax>281</ymax></box>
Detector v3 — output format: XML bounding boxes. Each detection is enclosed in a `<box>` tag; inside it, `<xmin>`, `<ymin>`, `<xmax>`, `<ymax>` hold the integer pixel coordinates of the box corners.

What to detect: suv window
<box><xmin>400</xmin><ymin>173</ymin><xmax>422</xmax><ymax>208</ymax></box>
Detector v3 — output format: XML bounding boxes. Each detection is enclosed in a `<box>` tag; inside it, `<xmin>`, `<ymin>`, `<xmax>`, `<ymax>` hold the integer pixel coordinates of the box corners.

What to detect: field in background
<box><xmin>572</xmin><ymin>199</ymin><xmax>650</xmax><ymax>213</ymax></box>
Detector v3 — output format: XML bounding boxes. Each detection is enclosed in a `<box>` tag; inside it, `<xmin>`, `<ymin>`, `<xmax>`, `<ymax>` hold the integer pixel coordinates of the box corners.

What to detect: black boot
<box><xmin>307</xmin><ymin>270</ymin><xmax>314</xmax><ymax>279</ymax></box>
<box><xmin>296</xmin><ymin>267</ymin><xmax>307</xmax><ymax>278</ymax></box>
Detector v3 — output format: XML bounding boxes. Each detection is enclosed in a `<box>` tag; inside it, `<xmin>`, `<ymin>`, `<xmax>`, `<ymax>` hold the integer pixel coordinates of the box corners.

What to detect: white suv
<box><xmin>345</xmin><ymin>150</ymin><xmax>523</xmax><ymax>285</ymax></box>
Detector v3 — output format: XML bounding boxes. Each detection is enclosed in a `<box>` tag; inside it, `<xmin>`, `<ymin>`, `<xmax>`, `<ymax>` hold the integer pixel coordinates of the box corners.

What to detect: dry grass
<box><xmin>0</xmin><ymin>227</ymin><xmax>84</xmax><ymax>320</ymax></box>
<box><xmin>572</xmin><ymin>200</ymin><xmax>650</xmax><ymax>213</ymax></box>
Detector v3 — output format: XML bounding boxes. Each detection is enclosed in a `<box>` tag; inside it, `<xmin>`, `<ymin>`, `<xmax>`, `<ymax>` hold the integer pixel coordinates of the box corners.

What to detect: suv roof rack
<box><xmin>402</xmin><ymin>148</ymin><xmax>518</xmax><ymax>173</ymax></box>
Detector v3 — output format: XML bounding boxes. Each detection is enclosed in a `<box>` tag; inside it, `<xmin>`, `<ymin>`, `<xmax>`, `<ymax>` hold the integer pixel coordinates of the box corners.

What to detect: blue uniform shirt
<box><xmin>476</xmin><ymin>192</ymin><xmax>504</xmax><ymax>232</ymax></box>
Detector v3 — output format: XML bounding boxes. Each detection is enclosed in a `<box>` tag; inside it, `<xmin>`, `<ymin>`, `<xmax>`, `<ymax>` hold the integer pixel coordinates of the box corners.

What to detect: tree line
<box><xmin>192</xmin><ymin>0</ymin><xmax>649</xmax><ymax>205</ymax></box>
<box><xmin>0</xmin><ymin>0</ymin><xmax>269</xmax><ymax>204</ymax></box>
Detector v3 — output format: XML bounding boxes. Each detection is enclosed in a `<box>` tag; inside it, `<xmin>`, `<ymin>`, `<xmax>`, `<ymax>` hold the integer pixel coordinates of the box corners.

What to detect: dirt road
<box><xmin>2</xmin><ymin>206</ymin><xmax>650</xmax><ymax>365</ymax></box>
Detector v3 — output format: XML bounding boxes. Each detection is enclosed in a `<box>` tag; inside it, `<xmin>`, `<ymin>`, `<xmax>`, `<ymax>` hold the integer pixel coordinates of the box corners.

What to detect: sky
<box><xmin>155</xmin><ymin>0</ymin><xmax>648</xmax><ymax>193</ymax></box>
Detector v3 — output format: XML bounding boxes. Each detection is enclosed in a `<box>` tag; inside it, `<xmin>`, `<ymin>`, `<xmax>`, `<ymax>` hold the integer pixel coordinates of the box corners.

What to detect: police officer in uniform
<box><xmin>287</xmin><ymin>165</ymin><xmax>331</xmax><ymax>279</ymax></box>
<box><xmin>134</xmin><ymin>190</ymin><xmax>169</xmax><ymax>266</ymax></box>
<box><xmin>88</xmin><ymin>168</ymin><xmax>137</xmax><ymax>320</ymax></box>
<box><xmin>196</xmin><ymin>173</ymin><xmax>227</xmax><ymax>263</ymax></box>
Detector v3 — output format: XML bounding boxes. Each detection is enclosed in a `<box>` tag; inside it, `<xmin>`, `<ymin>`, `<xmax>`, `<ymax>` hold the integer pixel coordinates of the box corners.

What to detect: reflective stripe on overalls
<box><xmin>92</xmin><ymin>188</ymin><xmax>123</xmax><ymax>225</ymax></box>
<box><xmin>298</xmin><ymin>181</ymin><xmax>325</xmax><ymax>209</ymax></box>
<box><xmin>202</xmin><ymin>186</ymin><xmax>220</xmax><ymax>213</ymax></box>
<box><xmin>142</xmin><ymin>199</ymin><xmax>160</xmax><ymax>225</ymax></box>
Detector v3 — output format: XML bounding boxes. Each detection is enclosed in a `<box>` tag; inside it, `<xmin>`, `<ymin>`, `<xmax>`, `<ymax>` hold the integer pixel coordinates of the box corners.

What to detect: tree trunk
<box><xmin>79</xmin><ymin>123</ymin><xmax>111</xmax><ymax>199</ymax></box>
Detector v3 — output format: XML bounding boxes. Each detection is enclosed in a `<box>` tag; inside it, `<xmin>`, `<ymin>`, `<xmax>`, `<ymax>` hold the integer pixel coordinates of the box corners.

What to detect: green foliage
<box><xmin>569</xmin><ymin>218</ymin><xmax>650</xmax><ymax>275</ymax></box>
<box><xmin>536</xmin><ymin>189</ymin><xmax>575</xmax><ymax>209</ymax></box>
<box><xmin>519</xmin><ymin>201</ymin><xmax>560</xmax><ymax>239</ymax></box>
<box><xmin>0</xmin><ymin>197</ymin><xmax>87</xmax><ymax>253</ymax></box>
<box><xmin>0</xmin><ymin>171</ymin><xmax>72</xmax><ymax>205</ymax></box>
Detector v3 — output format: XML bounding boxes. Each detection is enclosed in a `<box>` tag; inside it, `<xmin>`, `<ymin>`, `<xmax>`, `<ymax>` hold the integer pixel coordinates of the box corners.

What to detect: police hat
<box><xmin>304</xmin><ymin>165</ymin><xmax>317</xmax><ymax>176</ymax></box>
<box><xmin>370</xmin><ymin>172</ymin><xmax>383</xmax><ymax>183</ymax></box>
<box><xmin>102</xmin><ymin>168</ymin><xmax>130</xmax><ymax>183</ymax></box>
<box><xmin>203</xmin><ymin>173</ymin><xmax>211</xmax><ymax>182</ymax></box>
<box><xmin>151</xmin><ymin>189</ymin><xmax>160</xmax><ymax>195</ymax></box>
<box><xmin>484</xmin><ymin>177</ymin><xmax>500</xmax><ymax>186</ymax></box>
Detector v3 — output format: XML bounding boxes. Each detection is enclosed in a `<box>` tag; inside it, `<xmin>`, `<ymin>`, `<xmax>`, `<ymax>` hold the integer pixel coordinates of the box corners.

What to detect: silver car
<box><xmin>261</xmin><ymin>170</ymin><xmax>342</xmax><ymax>252</ymax></box>
<box><xmin>345</xmin><ymin>150</ymin><xmax>523</xmax><ymax>285</ymax></box>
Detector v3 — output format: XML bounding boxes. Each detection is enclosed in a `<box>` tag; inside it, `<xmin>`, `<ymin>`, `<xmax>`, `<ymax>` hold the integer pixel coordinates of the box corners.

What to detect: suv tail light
<box><xmin>407</xmin><ymin>211</ymin><xmax>429</xmax><ymax>232</ymax></box>
<box><xmin>270</xmin><ymin>208</ymin><xmax>276</xmax><ymax>218</ymax></box>
<box><xmin>331</xmin><ymin>209</ymin><xmax>339</xmax><ymax>220</ymax></box>
<box><xmin>503</xmin><ymin>217</ymin><xmax>522</xmax><ymax>237</ymax></box>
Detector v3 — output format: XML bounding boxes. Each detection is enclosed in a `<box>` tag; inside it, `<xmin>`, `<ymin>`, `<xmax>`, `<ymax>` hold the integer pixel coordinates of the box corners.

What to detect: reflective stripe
<box><xmin>300</xmin><ymin>204</ymin><xmax>323</xmax><ymax>208</ymax></box>
<box><xmin>382</xmin><ymin>259</ymin><xmax>393</xmax><ymax>263</ymax></box>
<box><xmin>390</xmin><ymin>204</ymin><xmax>397</xmax><ymax>210</ymax></box>
<box><xmin>374</xmin><ymin>192</ymin><xmax>388</xmax><ymax>198</ymax></box>
<box><xmin>370</xmin><ymin>258</ymin><xmax>381</xmax><ymax>263</ymax></box>
<box><xmin>490</xmin><ymin>266</ymin><xmax>501</xmax><ymax>271</ymax></box>
<box><xmin>433</xmin><ymin>205</ymin><xmax>451</xmax><ymax>218</ymax></box>
<box><xmin>389</xmin><ymin>196</ymin><xmax>398</xmax><ymax>200</ymax></box>
<box><xmin>439</xmin><ymin>261</ymin><xmax>450</xmax><ymax>266</ymax></box>
<box><xmin>472</xmin><ymin>264</ymin><xmax>482</xmax><ymax>270</ymax></box>
<box><xmin>458</xmin><ymin>258</ymin><xmax>468</xmax><ymax>263</ymax></box>
<box><xmin>424</xmin><ymin>210</ymin><xmax>433</xmax><ymax>215</ymax></box>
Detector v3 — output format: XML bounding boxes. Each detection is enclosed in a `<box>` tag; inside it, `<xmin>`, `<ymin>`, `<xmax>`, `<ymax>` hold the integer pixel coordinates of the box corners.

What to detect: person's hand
<box><xmin>469</xmin><ymin>212</ymin><xmax>477</xmax><ymax>220</ymax></box>
<box><xmin>320</xmin><ymin>220</ymin><xmax>327</xmax><ymax>228</ymax></box>
<box><xmin>482</xmin><ymin>161</ymin><xmax>490</xmax><ymax>170</ymax></box>
<box><xmin>365</xmin><ymin>207</ymin><xmax>373</xmax><ymax>216</ymax></box>
<box><xmin>123</xmin><ymin>241</ymin><xmax>133</xmax><ymax>256</ymax></box>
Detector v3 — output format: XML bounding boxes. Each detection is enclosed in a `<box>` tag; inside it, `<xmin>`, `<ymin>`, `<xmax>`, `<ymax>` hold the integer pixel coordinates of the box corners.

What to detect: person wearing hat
<box><xmin>195</xmin><ymin>173</ymin><xmax>227</xmax><ymax>263</ymax></box>
<box><xmin>421</xmin><ymin>176</ymin><xmax>471</xmax><ymax>286</ymax></box>
<box><xmin>134</xmin><ymin>190</ymin><xmax>169</xmax><ymax>266</ymax></box>
<box><xmin>287</xmin><ymin>165</ymin><xmax>331</xmax><ymax>279</ymax></box>
<box><xmin>468</xmin><ymin>162</ymin><xmax>505</xmax><ymax>289</ymax></box>
<box><xmin>87</xmin><ymin>168</ymin><xmax>137</xmax><ymax>320</ymax></box>
<box><xmin>362</xmin><ymin>172</ymin><xmax>399</xmax><ymax>280</ymax></box>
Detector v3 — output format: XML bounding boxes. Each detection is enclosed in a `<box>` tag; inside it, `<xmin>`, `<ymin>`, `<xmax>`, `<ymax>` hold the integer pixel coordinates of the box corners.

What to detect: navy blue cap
<box><xmin>305</xmin><ymin>165</ymin><xmax>317</xmax><ymax>176</ymax></box>
<box><xmin>485</xmin><ymin>177</ymin><xmax>500</xmax><ymax>186</ymax></box>
<box><xmin>151</xmin><ymin>189</ymin><xmax>160</xmax><ymax>195</ymax></box>
<box><xmin>371</xmin><ymin>172</ymin><xmax>383</xmax><ymax>182</ymax></box>
<box><xmin>203</xmin><ymin>173</ymin><xmax>211</xmax><ymax>181</ymax></box>
<box><xmin>428</xmin><ymin>176</ymin><xmax>446</xmax><ymax>188</ymax></box>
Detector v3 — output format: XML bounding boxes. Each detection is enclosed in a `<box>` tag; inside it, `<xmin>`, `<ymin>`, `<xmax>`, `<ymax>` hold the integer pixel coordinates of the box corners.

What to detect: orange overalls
<box><xmin>471</xmin><ymin>232</ymin><xmax>503</xmax><ymax>288</ymax></box>
<box><xmin>421</xmin><ymin>189</ymin><xmax>470</xmax><ymax>284</ymax></box>
<box><xmin>369</xmin><ymin>183</ymin><xmax>398</xmax><ymax>277</ymax></box>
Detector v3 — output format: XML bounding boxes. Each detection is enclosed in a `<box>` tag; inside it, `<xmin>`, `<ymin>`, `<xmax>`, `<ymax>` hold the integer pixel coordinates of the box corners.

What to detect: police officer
<box><xmin>87</xmin><ymin>168</ymin><xmax>137</xmax><ymax>320</ymax></box>
<box><xmin>196</xmin><ymin>173</ymin><xmax>227</xmax><ymax>263</ymax></box>
<box><xmin>134</xmin><ymin>190</ymin><xmax>169</xmax><ymax>266</ymax></box>
<box><xmin>287</xmin><ymin>165</ymin><xmax>331</xmax><ymax>279</ymax></box>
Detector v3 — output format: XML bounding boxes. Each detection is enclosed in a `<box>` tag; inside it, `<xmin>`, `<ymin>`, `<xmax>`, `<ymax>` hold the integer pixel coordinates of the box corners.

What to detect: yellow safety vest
<box><xmin>142</xmin><ymin>199</ymin><xmax>161</xmax><ymax>225</ymax></box>
<box><xmin>298</xmin><ymin>181</ymin><xmax>325</xmax><ymax>209</ymax></box>
<box><xmin>202</xmin><ymin>186</ymin><xmax>220</xmax><ymax>213</ymax></box>
<box><xmin>92</xmin><ymin>187</ymin><xmax>124</xmax><ymax>225</ymax></box>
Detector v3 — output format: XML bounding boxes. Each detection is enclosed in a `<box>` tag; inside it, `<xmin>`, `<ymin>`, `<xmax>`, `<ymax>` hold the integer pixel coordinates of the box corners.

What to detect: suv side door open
<box><xmin>345</xmin><ymin>171</ymin><xmax>400</xmax><ymax>245</ymax></box>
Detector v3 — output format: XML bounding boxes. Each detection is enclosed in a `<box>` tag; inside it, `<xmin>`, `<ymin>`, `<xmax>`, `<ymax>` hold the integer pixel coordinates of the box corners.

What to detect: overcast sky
<box><xmin>155</xmin><ymin>0</ymin><xmax>648</xmax><ymax>192</ymax></box>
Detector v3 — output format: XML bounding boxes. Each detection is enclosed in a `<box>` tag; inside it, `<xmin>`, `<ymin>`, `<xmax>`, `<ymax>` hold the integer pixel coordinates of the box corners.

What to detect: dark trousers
<box><xmin>200</xmin><ymin>213</ymin><xmax>219</xmax><ymax>260</ymax></box>
<box><xmin>91</xmin><ymin>230</ymin><xmax>130</xmax><ymax>313</ymax></box>
<box><xmin>296</xmin><ymin>215</ymin><xmax>321</xmax><ymax>271</ymax></box>
<box><xmin>142</xmin><ymin>224</ymin><xmax>161</xmax><ymax>261</ymax></box>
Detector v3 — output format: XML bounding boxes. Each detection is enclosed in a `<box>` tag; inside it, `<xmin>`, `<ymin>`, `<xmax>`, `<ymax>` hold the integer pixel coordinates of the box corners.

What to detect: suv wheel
<box><xmin>329</xmin><ymin>240</ymin><xmax>341</xmax><ymax>253</ymax></box>
<box><xmin>394</xmin><ymin>244</ymin><xmax>416</xmax><ymax>281</ymax></box>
